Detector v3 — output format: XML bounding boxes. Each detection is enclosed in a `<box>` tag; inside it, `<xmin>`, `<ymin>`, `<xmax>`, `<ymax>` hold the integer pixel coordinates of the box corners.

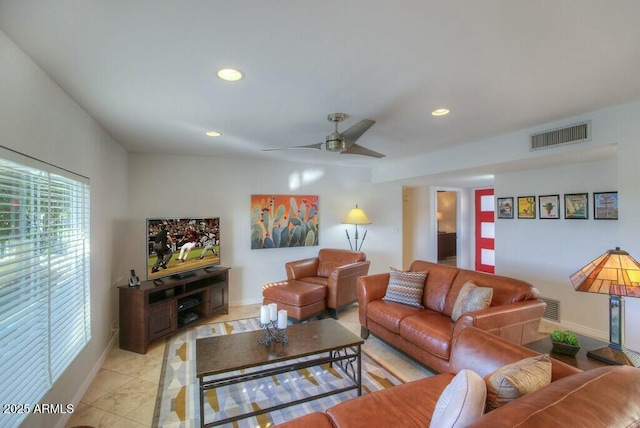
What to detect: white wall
<box><xmin>402</xmin><ymin>186</ymin><xmax>433</xmax><ymax>266</ymax></box>
<box><xmin>495</xmin><ymin>159</ymin><xmax>617</xmax><ymax>339</ymax></box>
<box><xmin>381</xmin><ymin>99</ymin><xmax>640</xmax><ymax>351</ymax></box>
<box><xmin>126</xmin><ymin>153</ymin><xmax>402</xmax><ymax>306</ymax></box>
<box><xmin>613</xmin><ymin>101</ymin><xmax>640</xmax><ymax>351</ymax></box>
<box><xmin>0</xmin><ymin>30</ymin><xmax>129</xmax><ymax>427</ymax></box>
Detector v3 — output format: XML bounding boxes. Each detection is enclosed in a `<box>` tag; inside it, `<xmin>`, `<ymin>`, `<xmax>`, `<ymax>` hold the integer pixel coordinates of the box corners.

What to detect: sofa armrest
<box><xmin>326</xmin><ymin>260</ymin><xmax>371</xmax><ymax>310</ymax></box>
<box><xmin>285</xmin><ymin>257</ymin><xmax>319</xmax><ymax>280</ymax></box>
<box><xmin>357</xmin><ymin>272</ymin><xmax>390</xmax><ymax>327</ymax></box>
<box><xmin>452</xmin><ymin>299</ymin><xmax>546</xmax><ymax>346</ymax></box>
<box><xmin>450</xmin><ymin>326</ymin><xmax>581</xmax><ymax>381</ymax></box>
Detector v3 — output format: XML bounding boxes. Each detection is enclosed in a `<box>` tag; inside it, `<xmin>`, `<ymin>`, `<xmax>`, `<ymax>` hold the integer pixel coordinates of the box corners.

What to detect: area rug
<box><xmin>153</xmin><ymin>318</ymin><xmax>404</xmax><ymax>427</ymax></box>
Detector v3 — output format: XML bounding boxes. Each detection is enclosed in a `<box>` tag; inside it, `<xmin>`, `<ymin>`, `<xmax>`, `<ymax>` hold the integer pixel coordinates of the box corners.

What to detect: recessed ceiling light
<box><xmin>431</xmin><ymin>108</ymin><xmax>450</xmax><ymax>117</ymax></box>
<box><xmin>205</xmin><ymin>131</ymin><xmax>221</xmax><ymax>137</ymax></box>
<box><xmin>217</xmin><ymin>68</ymin><xmax>244</xmax><ymax>82</ymax></box>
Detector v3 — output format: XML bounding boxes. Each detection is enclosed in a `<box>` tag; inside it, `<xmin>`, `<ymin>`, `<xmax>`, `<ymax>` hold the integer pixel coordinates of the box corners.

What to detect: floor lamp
<box><xmin>570</xmin><ymin>247</ymin><xmax>640</xmax><ymax>366</ymax></box>
<box><xmin>342</xmin><ymin>205</ymin><xmax>371</xmax><ymax>251</ymax></box>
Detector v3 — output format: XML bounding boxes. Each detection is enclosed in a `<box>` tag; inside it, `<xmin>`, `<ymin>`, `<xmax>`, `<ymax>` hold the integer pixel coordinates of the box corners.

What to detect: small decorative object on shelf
<box><xmin>258</xmin><ymin>304</ymin><xmax>288</xmax><ymax>346</ymax></box>
<box><xmin>551</xmin><ymin>329</ymin><xmax>581</xmax><ymax>356</ymax></box>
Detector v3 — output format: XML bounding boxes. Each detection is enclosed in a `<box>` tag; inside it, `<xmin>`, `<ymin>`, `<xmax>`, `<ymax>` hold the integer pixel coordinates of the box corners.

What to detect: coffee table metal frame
<box><xmin>196</xmin><ymin>319</ymin><xmax>363</xmax><ymax>427</ymax></box>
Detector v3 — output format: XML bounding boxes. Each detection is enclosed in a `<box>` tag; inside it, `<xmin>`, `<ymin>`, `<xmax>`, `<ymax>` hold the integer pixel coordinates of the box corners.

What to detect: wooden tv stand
<box><xmin>118</xmin><ymin>267</ymin><xmax>230</xmax><ymax>354</ymax></box>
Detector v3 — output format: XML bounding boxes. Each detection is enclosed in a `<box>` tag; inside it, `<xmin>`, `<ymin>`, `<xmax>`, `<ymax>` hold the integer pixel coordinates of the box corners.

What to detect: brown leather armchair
<box><xmin>285</xmin><ymin>248</ymin><xmax>370</xmax><ymax>319</ymax></box>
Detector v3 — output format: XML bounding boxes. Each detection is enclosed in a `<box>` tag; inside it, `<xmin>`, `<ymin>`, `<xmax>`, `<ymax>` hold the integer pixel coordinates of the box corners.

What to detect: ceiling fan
<box><xmin>264</xmin><ymin>113</ymin><xmax>385</xmax><ymax>158</ymax></box>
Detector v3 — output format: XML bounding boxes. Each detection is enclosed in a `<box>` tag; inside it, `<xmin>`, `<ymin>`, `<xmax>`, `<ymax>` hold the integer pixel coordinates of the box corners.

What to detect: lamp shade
<box><xmin>342</xmin><ymin>205</ymin><xmax>371</xmax><ymax>225</ymax></box>
<box><xmin>570</xmin><ymin>247</ymin><xmax>640</xmax><ymax>297</ymax></box>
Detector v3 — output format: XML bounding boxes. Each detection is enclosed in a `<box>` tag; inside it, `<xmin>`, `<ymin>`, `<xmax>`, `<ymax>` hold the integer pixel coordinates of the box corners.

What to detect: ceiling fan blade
<box><xmin>341</xmin><ymin>143</ymin><xmax>386</xmax><ymax>158</ymax></box>
<box><xmin>341</xmin><ymin>119</ymin><xmax>376</xmax><ymax>147</ymax></box>
<box><xmin>263</xmin><ymin>143</ymin><xmax>322</xmax><ymax>151</ymax></box>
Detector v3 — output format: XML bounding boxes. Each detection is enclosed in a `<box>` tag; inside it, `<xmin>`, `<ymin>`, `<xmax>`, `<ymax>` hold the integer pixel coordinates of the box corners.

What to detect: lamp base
<box><xmin>587</xmin><ymin>345</ymin><xmax>632</xmax><ymax>366</ymax></box>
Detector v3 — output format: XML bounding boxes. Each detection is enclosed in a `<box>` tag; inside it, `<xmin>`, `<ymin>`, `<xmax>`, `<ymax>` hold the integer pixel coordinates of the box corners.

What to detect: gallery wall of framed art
<box><xmin>497</xmin><ymin>191</ymin><xmax>617</xmax><ymax>221</ymax></box>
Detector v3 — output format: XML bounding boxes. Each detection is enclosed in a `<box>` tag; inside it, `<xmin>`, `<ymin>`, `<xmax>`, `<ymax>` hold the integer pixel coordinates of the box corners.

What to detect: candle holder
<box><xmin>277</xmin><ymin>328</ymin><xmax>288</xmax><ymax>345</ymax></box>
<box><xmin>257</xmin><ymin>321</ymin><xmax>288</xmax><ymax>346</ymax></box>
<box><xmin>258</xmin><ymin>321</ymin><xmax>276</xmax><ymax>346</ymax></box>
<box><xmin>258</xmin><ymin>306</ymin><xmax>289</xmax><ymax>346</ymax></box>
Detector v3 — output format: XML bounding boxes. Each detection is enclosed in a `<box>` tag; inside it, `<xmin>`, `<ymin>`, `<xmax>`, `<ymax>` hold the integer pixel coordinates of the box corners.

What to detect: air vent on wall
<box><xmin>530</xmin><ymin>121</ymin><xmax>591</xmax><ymax>151</ymax></box>
<box><xmin>539</xmin><ymin>296</ymin><xmax>560</xmax><ymax>322</ymax></box>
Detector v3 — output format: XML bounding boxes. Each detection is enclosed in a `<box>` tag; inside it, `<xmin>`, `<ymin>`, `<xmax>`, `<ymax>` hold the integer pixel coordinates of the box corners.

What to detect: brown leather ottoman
<box><xmin>262</xmin><ymin>279</ymin><xmax>326</xmax><ymax>322</ymax></box>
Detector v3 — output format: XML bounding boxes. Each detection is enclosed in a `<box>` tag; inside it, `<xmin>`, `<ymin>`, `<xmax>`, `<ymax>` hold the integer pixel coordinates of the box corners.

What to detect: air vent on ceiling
<box><xmin>539</xmin><ymin>296</ymin><xmax>560</xmax><ymax>322</ymax></box>
<box><xmin>530</xmin><ymin>121</ymin><xmax>591</xmax><ymax>151</ymax></box>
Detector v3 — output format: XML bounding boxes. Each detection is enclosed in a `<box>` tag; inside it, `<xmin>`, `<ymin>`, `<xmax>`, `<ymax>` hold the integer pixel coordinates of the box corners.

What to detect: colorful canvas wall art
<box><xmin>251</xmin><ymin>195</ymin><xmax>319</xmax><ymax>249</ymax></box>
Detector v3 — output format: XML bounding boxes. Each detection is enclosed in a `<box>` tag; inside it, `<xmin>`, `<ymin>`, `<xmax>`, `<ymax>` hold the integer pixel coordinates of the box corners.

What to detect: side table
<box><xmin>525</xmin><ymin>333</ymin><xmax>611</xmax><ymax>371</ymax></box>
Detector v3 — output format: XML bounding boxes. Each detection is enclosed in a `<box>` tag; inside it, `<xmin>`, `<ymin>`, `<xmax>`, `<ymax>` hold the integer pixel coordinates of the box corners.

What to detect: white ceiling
<box><xmin>1</xmin><ymin>1</ymin><xmax>639</xmax><ymax>171</ymax></box>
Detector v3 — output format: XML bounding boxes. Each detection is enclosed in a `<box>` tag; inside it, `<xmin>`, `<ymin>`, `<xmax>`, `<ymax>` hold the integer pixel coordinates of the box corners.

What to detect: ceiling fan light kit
<box><xmin>263</xmin><ymin>112</ymin><xmax>385</xmax><ymax>158</ymax></box>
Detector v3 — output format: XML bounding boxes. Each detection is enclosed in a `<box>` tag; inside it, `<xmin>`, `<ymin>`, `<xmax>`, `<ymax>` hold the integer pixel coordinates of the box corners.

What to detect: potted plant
<box><xmin>550</xmin><ymin>329</ymin><xmax>581</xmax><ymax>356</ymax></box>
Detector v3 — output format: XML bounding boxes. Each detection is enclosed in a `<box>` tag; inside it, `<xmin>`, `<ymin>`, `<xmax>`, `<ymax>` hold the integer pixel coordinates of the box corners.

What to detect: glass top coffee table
<box><xmin>195</xmin><ymin>318</ymin><xmax>364</xmax><ymax>427</ymax></box>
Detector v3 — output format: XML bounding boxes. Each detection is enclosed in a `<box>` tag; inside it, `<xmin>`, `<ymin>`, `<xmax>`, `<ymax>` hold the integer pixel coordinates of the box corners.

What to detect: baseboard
<box><xmin>540</xmin><ymin>319</ymin><xmax>607</xmax><ymax>341</ymax></box>
<box><xmin>230</xmin><ymin>297</ymin><xmax>263</xmax><ymax>307</ymax></box>
<box><xmin>55</xmin><ymin>329</ymin><xmax>120</xmax><ymax>428</ymax></box>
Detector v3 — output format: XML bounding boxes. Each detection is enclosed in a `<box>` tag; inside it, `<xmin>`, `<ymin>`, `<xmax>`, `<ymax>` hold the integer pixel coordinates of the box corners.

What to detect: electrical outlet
<box><xmin>111</xmin><ymin>321</ymin><xmax>118</xmax><ymax>335</ymax></box>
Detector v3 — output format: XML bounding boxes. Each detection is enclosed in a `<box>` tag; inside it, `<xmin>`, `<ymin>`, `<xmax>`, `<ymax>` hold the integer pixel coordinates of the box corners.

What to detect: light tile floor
<box><xmin>66</xmin><ymin>304</ymin><xmax>435</xmax><ymax>428</ymax></box>
<box><xmin>68</xmin><ymin>302</ymin><xmax>556</xmax><ymax>428</ymax></box>
<box><xmin>66</xmin><ymin>304</ymin><xmax>260</xmax><ymax>428</ymax></box>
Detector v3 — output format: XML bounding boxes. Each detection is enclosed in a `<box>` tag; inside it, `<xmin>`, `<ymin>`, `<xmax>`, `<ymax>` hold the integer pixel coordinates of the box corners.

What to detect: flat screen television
<box><xmin>146</xmin><ymin>217</ymin><xmax>220</xmax><ymax>281</ymax></box>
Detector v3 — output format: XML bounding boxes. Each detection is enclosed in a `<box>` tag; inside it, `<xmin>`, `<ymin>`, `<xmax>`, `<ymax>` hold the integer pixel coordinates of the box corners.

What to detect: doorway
<box><xmin>437</xmin><ymin>191</ymin><xmax>457</xmax><ymax>266</ymax></box>
<box><xmin>474</xmin><ymin>188</ymin><xmax>495</xmax><ymax>273</ymax></box>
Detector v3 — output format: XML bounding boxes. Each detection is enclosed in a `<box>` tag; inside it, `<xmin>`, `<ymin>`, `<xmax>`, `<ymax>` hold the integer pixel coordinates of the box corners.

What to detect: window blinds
<box><xmin>0</xmin><ymin>153</ymin><xmax>90</xmax><ymax>427</ymax></box>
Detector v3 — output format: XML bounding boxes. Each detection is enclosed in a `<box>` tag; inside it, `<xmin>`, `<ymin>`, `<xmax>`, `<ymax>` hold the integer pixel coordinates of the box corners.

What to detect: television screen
<box><xmin>147</xmin><ymin>217</ymin><xmax>220</xmax><ymax>280</ymax></box>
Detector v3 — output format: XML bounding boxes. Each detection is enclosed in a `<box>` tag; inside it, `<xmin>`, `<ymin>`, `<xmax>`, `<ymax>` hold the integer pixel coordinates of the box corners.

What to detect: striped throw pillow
<box><xmin>382</xmin><ymin>270</ymin><xmax>428</xmax><ymax>308</ymax></box>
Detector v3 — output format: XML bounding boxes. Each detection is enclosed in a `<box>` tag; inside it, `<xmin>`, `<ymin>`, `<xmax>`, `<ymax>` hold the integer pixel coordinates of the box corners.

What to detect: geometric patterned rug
<box><xmin>153</xmin><ymin>317</ymin><xmax>404</xmax><ymax>427</ymax></box>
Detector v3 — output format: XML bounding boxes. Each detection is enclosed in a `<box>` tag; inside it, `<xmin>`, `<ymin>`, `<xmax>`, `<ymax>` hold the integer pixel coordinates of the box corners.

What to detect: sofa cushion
<box><xmin>367</xmin><ymin>300</ymin><xmax>423</xmax><ymax>334</ymax></box>
<box><xmin>430</xmin><ymin>369</ymin><xmax>487</xmax><ymax>428</ymax></box>
<box><xmin>447</xmin><ymin>270</ymin><xmax>538</xmax><ymax>313</ymax></box>
<box><xmin>383</xmin><ymin>270</ymin><xmax>428</xmax><ymax>308</ymax></box>
<box><xmin>326</xmin><ymin>374</ymin><xmax>454</xmax><ymax>427</ymax></box>
<box><xmin>400</xmin><ymin>311</ymin><xmax>455</xmax><ymax>360</ymax></box>
<box><xmin>451</xmin><ymin>281</ymin><xmax>493</xmax><ymax>322</ymax></box>
<box><xmin>469</xmin><ymin>366</ymin><xmax>640</xmax><ymax>428</ymax></box>
<box><xmin>410</xmin><ymin>260</ymin><xmax>459</xmax><ymax>312</ymax></box>
<box><xmin>484</xmin><ymin>354</ymin><xmax>551</xmax><ymax>411</ymax></box>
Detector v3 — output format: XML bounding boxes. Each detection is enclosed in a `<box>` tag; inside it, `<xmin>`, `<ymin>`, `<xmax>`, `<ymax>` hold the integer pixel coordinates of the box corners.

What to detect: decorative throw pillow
<box><xmin>430</xmin><ymin>369</ymin><xmax>487</xmax><ymax>428</ymax></box>
<box><xmin>484</xmin><ymin>354</ymin><xmax>552</xmax><ymax>412</ymax></box>
<box><xmin>382</xmin><ymin>269</ymin><xmax>428</xmax><ymax>308</ymax></box>
<box><xmin>451</xmin><ymin>281</ymin><xmax>493</xmax><ymax>322</ymax></box>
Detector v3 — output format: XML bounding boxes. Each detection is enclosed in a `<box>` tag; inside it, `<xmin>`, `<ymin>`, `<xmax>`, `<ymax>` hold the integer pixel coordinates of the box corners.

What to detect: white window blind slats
<box><xmin>0</xmin><ymin>278</ymin><xmax>47</xmax><ymax>325</ymax></box>
<box><xmin>0</xmin><ymin>154</ymin><xmax>90</xmax><ymax>427</ymax></box>
<box><xmin>0</xmin><ymin>308</ymin><xmax>47</xmax><ymax>346</ymax></box>
<box><xmin>3</xmin><ymin>346</ymin><xmax>49</xmax><ymax>400</ymax></box>
<box><xmin>0</xmin><ymin>314</ymin><xmax>49</xmax><ymax>409</ymax></box>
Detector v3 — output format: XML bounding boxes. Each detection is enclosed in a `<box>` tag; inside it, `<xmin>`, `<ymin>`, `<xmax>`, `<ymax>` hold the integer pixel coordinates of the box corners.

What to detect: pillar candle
<box><xmin>269</xmin><ymin>303</ymin><xmax>278</xmax><ymax>321</ymax></box>
<box><xmin>277</xmin><ymin>310</ymin><xmax>288</xmax><ymax>329</ymax></box>
<box><xmin>260</xmin><ymin>305</ymin><xmax>269</xmax><ymax>324</ymax></box>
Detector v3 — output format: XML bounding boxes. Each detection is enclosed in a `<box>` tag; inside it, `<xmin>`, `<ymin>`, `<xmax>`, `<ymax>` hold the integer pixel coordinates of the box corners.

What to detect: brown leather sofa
<box><xmin>358</xmin><ymin>260</ymin><xmax>546</xmax><ymax>373</ymax></box>
<box><xmin>264</xmin><ymin>249</ymin><xmax>370</xmax><ymax>320</ymax></box>
<box><xmin>275</xmin><ymin>326</ymin><xmax>640</xmax><ymax>427</ymax></box>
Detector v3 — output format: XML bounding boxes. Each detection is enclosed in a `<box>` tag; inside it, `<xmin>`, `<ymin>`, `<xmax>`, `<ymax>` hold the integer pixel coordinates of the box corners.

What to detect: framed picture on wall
<box><xmin>594</xmin><ymin>191</ymin><xmax>618</xmax><ymax>220</ymax></box>
<box><xmin>564</xmin><ymin>193</ymin><xmax>588</xmax><ymax>219</ymax></box>
<box><xmin>497</xmin><ymin>197</ymin><xmax>514</xmax><ymax>219</ymax></box>
<box><xmin>539</xmin><ymin>194</ymin><xmax>560</xmax><ymax>219</ymax></box>
<box><xmin>517</xmin><ymin>196</ymin><xmax>536</xmax><ymax>219</ymax></box>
